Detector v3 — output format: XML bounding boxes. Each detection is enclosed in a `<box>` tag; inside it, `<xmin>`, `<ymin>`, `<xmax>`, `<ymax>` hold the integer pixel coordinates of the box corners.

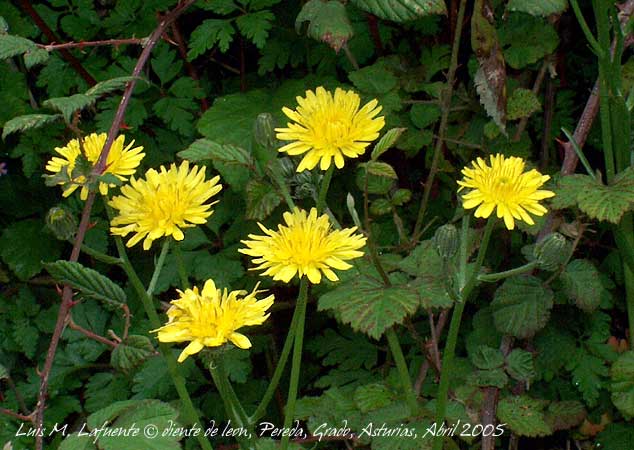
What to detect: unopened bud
<box><xmin>534</xmin><ymin>232</ymin><xmax>569</xmax><ymax>271</ymax></box>
<box><xmin>254</xmin><ymin>113</ymin><xmax>277</xmax><ymax>149</ymax></box>
<box><xmin>433</xmin><ymin>224</ymin><xmax>459</xmax><ymax>259</ymax></box>
<box><xmin>46</xmin><ymin>207</ymin><xmax>78</xmax><ymax>241</ymax></box>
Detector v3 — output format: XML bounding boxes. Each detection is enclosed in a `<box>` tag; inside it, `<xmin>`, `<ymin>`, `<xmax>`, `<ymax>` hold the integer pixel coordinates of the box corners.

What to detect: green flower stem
<box><xmin>458</xmin><ymin>215</ymin><xmax>470</xmax><ymax>290</ymax></box>
<box><xmin>77</xmin><ymin>242</ymin><xmax>122</xmax><ymax>265</ymax></box>
<box><xmin>269</xmin><ymin>162</ymin><xmax>296</xmax><ymax>210</ymax></box>
<box><xmin>172</xmin><ymin>242</ymin><xmax>189</xmax><ymax>289</ymax></box>
<box><xmin>615</xmin><ymin>216</ymin><xmax>634</xmax><ymax>350</ymax></box>
<box><xmin>280</xmin><ymin>278</ymin><xmax>309</xmax><ymax>450</ymax></box>
<box><xmin>477</xmin><ymin>261</ymin><xmax>538</xmax><ymax>283</ymax></box>
<box><xmin>569</xmin><ymin>0</ymin><xmax>604</xmax><ymax>57</ymax></box>
<box><xmin>250</xmin><ymin>297</ymin><xmax>301</xmax><ymax>424</ymax></box>
<box><xmin>432</xmin><ymin>217</ymin><xmax>495</xmax><ymax>450</ymax></box>
<box><xmin>147</xmin><ymin>239</ymin><xmax>171</xmax><ymax>296</ymax></box>
<box><xmin>316</xmin><ymin>165</ymin><xmax>334</xmax><ymax>214</ymax></box>
<box><xmin>112</xmin><ymin>235</ymin><xmax>214</xmax><ymax>450</ymax></box>
<box><xmin>385</xmin><ymin>328</ymin><xmax>419</xmax><ymax>415</ymax></box>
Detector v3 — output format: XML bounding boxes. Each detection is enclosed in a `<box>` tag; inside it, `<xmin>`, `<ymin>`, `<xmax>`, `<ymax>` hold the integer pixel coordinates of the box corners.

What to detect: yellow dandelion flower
<box><xmin>275</xmin><ymin>86</ymin><xmax>385</xmax><ymax>172</ymax></box>
<box><xmin>109</xmin><ymin>161</ymin><xmax>222</xmax><ymax>250</ymax></box>
<box><xmin>458</xmin><ymin>154</ymin><xmax>555</xmax><ymax>230</ymax></box>
<box><xmin>154</xmin><ymin>279</ymin><xmax>274</xmax><ymax>362</ymax></box>
<box><xmin>239</xmin><ymin>207</ymin><xmax>367</xmax><ymax>284</ymax></box>
<box><xmin>45</xmin><ymin>132</ymin><xmax>144</xmax><ymax>200</ymax></box>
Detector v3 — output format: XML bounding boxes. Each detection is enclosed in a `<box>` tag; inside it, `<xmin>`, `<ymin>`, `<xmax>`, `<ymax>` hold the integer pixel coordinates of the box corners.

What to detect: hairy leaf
<box><xmin>111</xmin><ymin>335</ymin><xmax>155</xmax><ymax>372</ymax></box>
<box><xmin>245</xmin><ymin>179</ymin><xmax>282</xmax><ymax>220</ymax></box>
<box><xmin>0</xmin><ymin>34</ymin><xmax>37</xmax><ymax>59</ymax></box>
<box><xmin>349</xmin><ymin>62</ymin><xmax>397</xmax><ymax>95</ymax></box>
<box><xmin>296</xmin><ymin>0</ymin><xmax>353</xmax><ymax>52</ymax></box>
<box><xmin>43</xmin><ymin>94</ymin><xmax>96</xmax><ymax>122</ymax></box>
<box><xmin>499</xmin><ymin>14</ymin><xmax>559</xmax><ymax>69</ymax></box>
<box><xmin>189</xmin><ymin>19</ymin><xmax>236</xmax><ymax>58</ymax></box>
<box><xmin>471</xmin><ymin>345</ymin><xmax>504</xmax><ymax>370</ymax></box>
<box><xmin>2</xmin><ymin>113</ymin><xmax>62</xmax><ymax>139</ymax></box>
<box><xmin>351</xmin><ymin>0</ymin><xmax>447</xmax><ymax>22</ymax></box>
<box><xmin>85</xmin><ymin>76</ymin><xmax>137</xmax><ymax>97</ymax></box>
<box><xmin>545</xmin><ymin>401</ymin><xmax>586</xmax><ymax>431</ymax></box>
<box><xmin>497</xmin><ymin>395</ymin><xmax>551</xmax><ymax>437</ymax></box>
<box><xmin>236</xmin><ymin>10</ymin><xmax>274</xmax><ymax>49</ymax></box>
<box><xmin>610</xmin><ymin>351</ymin><xmax>634</xmax><ymax>418</ymax></box>
<box><xmin>507</xmin><ymin>88</ymin><xmax>541</xmax><ymax>120</ymax></box>
<box><xmin>507</xmin><ymin>0</ymin><xmax>568</xmax><ymax>16</ymax></box>
<box><xmin>561</xmin><ymin>259</ymin><xmax>606</xmax><ymax>312</ymax></box>
<box><xmin>506</xmin><ymin>349</ymin><xmax>536</xmax><ymax>382</ymax></box>
<box><xmin>371</xmin><ymin>128</ymin><xmax>406</xmax><ymax>161</ymax></box>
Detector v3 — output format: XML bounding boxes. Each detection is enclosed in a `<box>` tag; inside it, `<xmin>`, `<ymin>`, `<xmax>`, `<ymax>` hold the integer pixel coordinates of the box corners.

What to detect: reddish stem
<box><xmin>38</xmin><ymin>38</ymin><xmax>146</xmax><ymax>51</ymax></box>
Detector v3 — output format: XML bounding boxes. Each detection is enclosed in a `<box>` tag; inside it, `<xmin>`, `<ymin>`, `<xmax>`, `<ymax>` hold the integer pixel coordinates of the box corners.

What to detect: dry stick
<box><xmin>37</xmin><ymin>38</ymin><xmax>147</xmax><ymax>51</ymax></box>
<box><xmin>18</xmin><ymin>0</ymin><xmax>96</xmax><ymax>86</ymax></box>
<box><xmin>33</xmin><ymin>3</ymin><xmax>196</xmax><ymax>449</ymax></box>
<box><xmin>68</xmin><ymin>316</ymin><xmax>118</xmax><ymax>348</ymax></box>
<box><xmin>0</xmin><ymin>409</ymin><xmax>33</xmax><ymax>422</ymax></box>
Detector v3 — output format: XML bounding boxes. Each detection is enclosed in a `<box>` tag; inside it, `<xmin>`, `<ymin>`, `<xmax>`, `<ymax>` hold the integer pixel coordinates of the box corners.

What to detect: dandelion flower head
<box><xmin>458</xmin><ymin>153</ymin><xmax>555</xmax><ymax>230</ymax></box>
<box><xmin>45</xmin><ymin>132</ymin><xmax>144</xmax><ymax>200</ymax></box>
<box><xmin>275</xmin><ymin>87</ymin><xmax>385</xmax><ymax>172</ymax></box>
<box><xmin>154</xmin><ymin>279</ymin><xmax>274</xmax><ymax>362</ymax></box>
<box><xmin>109</xmin><ymin>160</ymin><xmax>222</xmax><ymax>250</ymax></box>
<box><xmin>239</xmin><ymin>207</ymin><xmax>367</xmax><ymax>284</ymax></box>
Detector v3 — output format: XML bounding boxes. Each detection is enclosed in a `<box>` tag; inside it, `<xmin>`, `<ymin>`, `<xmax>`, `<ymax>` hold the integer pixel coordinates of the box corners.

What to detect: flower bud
<box><xmin>46</xmin><ymin>206</ymin><xmax>78</xmax><ymax>241</ymax></box>
<box><xmin>433</xmin><ymin>224</ymin><xmax>459</xmax><ymax>259</ymax></box>
<box><xmin>533</xmin><ymin>232</ymin><xmax>569</xmax><ymax>271</ymax></box>
<box><xmin>254</xmin><ymin>113</ymin><xmax>277</xmax><ymax>149</ymax></box>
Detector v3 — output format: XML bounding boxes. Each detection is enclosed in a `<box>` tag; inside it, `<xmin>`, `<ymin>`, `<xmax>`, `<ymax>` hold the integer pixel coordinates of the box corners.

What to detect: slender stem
<box><xmin>38</xmin><ymin>37</ymin><xmax>146</xmax><ymax>51</ymax></box>
<box><xmin>433</xmin><ymin>217</ymin><xmax>495</xmax><ymax>450</ymax></box>
<box><xmin>561</xmin><ymin>128</ymin><xmax>597</xmax><ymax>180</ymax></box>
<box><xmin>412</xmin><ymin>0</ymin><xmax>468</xmax><ymax>241</ymax></box>
<box><xmin>386</xmin><ymin>328</ymin><xmax>419</xmax><ymax>414</ymax></box>
<box><xmin>569</xmin><ymin>0</ymin><xmax>605</xmax><ymax>57</ymax></box>
<box><xmin>268</xmin><ymin>163</ymin><xmax>296</xmax><ymax>210</ymax></box>
<box><xmin>280</xmin><ymin>279</ymin><xmax>309</xmax><ymax>450</ymax></box>
<box><xmin>458</xmin><ymin>215</ymin><xmax>470</xmax><ymax>290</ymax></box>
<box><xmin>316</xmin><ymin>165</ymin><xmax>334</xmax><ymax>214</ymax></box>
<box><xmin>78</xmin><ymin>243</ymin><xmax>122</xmax><ymax>265</ymax></box>
<box><xmin>147</xmin><ymin>239</ymin><xmax>170</xmax><ymax>296</ymax></box>
<box><xmin>68</xmin><ymin>316</ymin><xmax>117</xmax><ymax>348</ymax></box>
<box><xmin>172</xmin><ymin>243</ymin><xmax>189</xmax><ymax>289</ymax></box>
<box><xmin>616</xmin><ymin>215</ymin><xmax>634</xmax><ymax>349</ymax></box>
<box><xmin>477</xmin><ymin>261</ymin><xmax>539</xmax><ymax>283</ymax></box>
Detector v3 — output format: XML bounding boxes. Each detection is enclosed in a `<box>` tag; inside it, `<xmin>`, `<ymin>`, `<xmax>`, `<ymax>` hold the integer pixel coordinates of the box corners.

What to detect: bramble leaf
<box><xmin>351</xmin><ymin>0</ymin><xmax>447</xmax><ymax>22</ymax></box>
<box><xmin>497</xmin><ymin>395</ymin><xmax>551</xmax><ymax>437</ymax></box>
<box><xmin>296</xmin><ymin>0</ymin><xmax>353</xmax><ymax>52</ymax></box>
<box><xmin>111</xmin><ymin>335</ymin><xmax>155</xmax><ymax>372</ymax></box>
<box><xmin>507</xmin><ymin>0</ymin><xmax>568</xmax><ymax>17</ymax></box>
<box><xmin>507</xmin><ymin>88</ymin><xmax>541</xmax><ymax>120</ymax></box>
<box><xmin>506</xmin><ymin>349</ymin><xmax>536</xmax><ymax>382</ymax></box>
<box><xmin>560</xmin><ymin>259</ymin><xmax>606</xmax><ymax>312</ymax></box>
<box><xmin>499</xmin><ymin>14</ymin><xmax>559</xmax><ymax>69</ymax></box>
<box><xmin>610</xmin><ymin>351</ymin><xmax>634</xmax><ymax>418</ymax></box>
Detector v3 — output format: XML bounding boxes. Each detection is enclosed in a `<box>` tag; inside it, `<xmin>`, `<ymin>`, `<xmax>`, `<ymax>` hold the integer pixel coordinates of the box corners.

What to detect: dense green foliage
<box><xmin>1</xmin><ymin>0</ymin><xmax>634</xmax><ymax>449</ymax></box>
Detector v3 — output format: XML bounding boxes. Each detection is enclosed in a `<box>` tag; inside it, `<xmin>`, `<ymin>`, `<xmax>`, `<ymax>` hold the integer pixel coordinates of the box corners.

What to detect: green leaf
<box><xmin>507</xmin><ymin>0</ymin><xmax>568</xmax><ymax>17</ymax></box>
<box><xmin>410</xmin><ymin>103</ymin><xmax>441</xmax><ymax>129</ymax></box>
<box><xmin>0</xmin><ymin>34</ymin><xmax>36</xmax><ymax>59</ymax></box>
<box><xmin>111</xmin><ymin>335</ymin><xmax>155</xmax><ymax>372</ymax></box>
<box><xmin>349</xmin><ymin>63</ymin><xmax>397</xmax><ymax>95</ymax></box>
<box><xmin>2</xmin><ymin>113</ymin><xmax>62</xmax><ymax>139</ymax></box>
<box><xmin>296</xmin><ymin>0</ymin><xmax>354</xmax><ymax>52</ymax></box>
<box><xmin>561</xmin><ymin>259</ymin><xmax>606</xmax><ymax>312</ymax></box>
<box><xmin>581</xmin><ymin>168</ymin><xmax>634</xmax><ymax>223</ymax></box>
<box><xmin>44</xmin><ymin>260</ymin><xmax>126</xmax><ymax>309</ymax></box>
<box><xmin>245</xmin><ymin>179</ymin><xmax>282</xmax><ymax>220</ymax></box>
<box><xmin>472</xmin><ymin>368</ymin><xmax>509</xmax><ymax>388</ymax></box>
<box><xmin>222</xmin><ymin>347</ymin><xmax>253</xmax><ymax>384</ymax></box>
<box><xmin>150</xmin><ymin>44</ymin><xmax>182</xmax><ymax>84</ymax></box>
<box><xmin>497</xmin><ymin>395</ymin><xmax>552</xmax><ymax>437</ymax></box>
<box><xmin>597</xmin><ymin>424</ymin><xmax>634</xmax><ymax>450</ymax></box>
<box><xmin>318</xmin><ymin>274</ymin><xmax>420</xmax><ymax>339</ymax></box>
<box><xmin>534</xmin><ymin>324</ymin><xmax>576</xmax><ymax>380</ymax></box>
<box><xmin>0</xmin><ymin>363</ymin><xmax>8</xmax><ymax>380</ymax></box>
<box><xmin>23</xmin><ymin>47</ymin><xmax>49</xmax><ymax>69</ymax></box>
<box><xmin>354</xmin><ymin>383</ymin><xmax>394</xmax><ymax>413</ymax></box>
<box><xmin>471</xmin><ymin>345</ymin><xmax>504</xmax><ymax>370</ymax></box>
<box><xmin>236</xmin><ymin>10</ymin><xmax>274</xmax><ymax>49</ymax></box>
<box><xmin>499</xmin><ymin>14</ymin><xmax>559</xmax><ymax>69</ymax></box>
<box><xmin>153</xmin><ymin>96</ymin><xmax>197</xmax><ymax>136</ymax></box>
<box><xmin>188</xmin><ymin>18</ymin><xmax>235</xmax><ymax>58</ymax></box>
<box><xmin>490</xmin><ymin>276</ymin><xmax>553</xmax><ymax>339</ymax></box>
<box><xmin>356</xmin><ymin>161</ymin><xmax>398</xmax><ymax>195</ymax></box>
<box><xmin>0</xmin><ymin>219</ymin><xmax>62</xmax><ymax>280</ymax></box>
<box><xmin>610</xmin><ymin>351</ymin><xmax>634</xmax><ymax>418</ymax></box>
<box><xmin>506</xmin><ymin>349</ymin><xmax>536</xmax><ymax>382</ymax></box>
<box><xmin>59</xmin><ymin>434</ymin><xmax>97</xmax><ymax>450</ymax></box>
<box><xmin>507</xmin><ymin>88</ymin><xmax>542</xmax><ymax>120</ymax></box>
<box><xmin>85</xmin><ymin>372</ymin><xmax>131</xmax><ymax>413</ymax></box>
<box><xmin>13</xmin><ymin>318</ymin><xmax>38</xmax><ymax>359</ymax></box>
<box><xmin>178</xmin><ymin>138</ymin><xmax>253</xmax><ymax>166</ymax></box>
<box><xmin>307</xmin><ymin>328</ymin><xmax>378</xmax><ymax>372</ymax></box>
<box><xmin>544</xmin><ymin>400</ymin><xmax>586</xmax><ymax>431</ymax></box>
<box><xmin>567</xmin><ymin>349</ymin><xmax>608</xmax><ymax>406</ymax></box>
<box><xmin>351</xmin><ymin>0</ymin><xmax>447</xmax><ymax>22</ymax></box>
<box><xmin>85</xmin><ymin>76</ymin><xmax>137</xmax><ymax>97</ymax></box>
<box><xmin>43</xmin><ymin>93</ymin><xmax>96</xmax><ymax>122</ymax></box>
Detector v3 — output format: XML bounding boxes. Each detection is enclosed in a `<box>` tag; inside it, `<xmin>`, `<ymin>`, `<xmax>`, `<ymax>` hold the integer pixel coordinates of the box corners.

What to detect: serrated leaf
<box><xmin>0</xmin><ymin>34</ymin><xmax>36</xmax><ymax>59</ymax></box>
<box><xmin>222</xmin><ymin>347</ymin><xmax>253</xmax><ymax>384</ymax></box>
<box><xmin>507</xmin><ymin>0</ymin><xmax>568</xmax><ymax>17</ymax></box>
<box><xmin>307</xmin><ymin>329</ymin><xmax>378</xmax><ymax>372</ymax></box>
<box><xmin>2</xmin><ymin>113</ymin><xmax>62</xmax><ymax>139</ymax></box>
<box><xmin>23</xmin><ymin>47</ymin><xmax>49</xmax><ymax>69</ymax></box>
<box><xmin>610</xmin><ymin>351</ymin><xmax>634</xmax><ymax>418</ymax></box>
<box><xmin>13</xmin><ymin>318</ymin><xmax>38</xmax><ymax>359</ymax></box>
<box><xmin>499</xmin><ymin>13</ymin><xmax>559</xmax><ymax>69</ymax></box>
<box><xmin>507</xmin><ymin>88</ymin><xmax>542</xmax><ymax>120</ymax></box>
<box><xmin>490</xmin><ymin>276</ymin><xmax>553</xmax><ymax>339</ymax></box>
<box><xmin>45</xmin><ymin>260</ymin><xmax>126</xmax><ymax>309</ymax></box>
<box><xmin>354</xmin><ymin>383</ymin><xmax>394</xmax><ymax>413</ymax></box>
<box><xmin>85</xmin><ymin>76</ymin><xmax>137</xmax><ymax>97</ymax></box>
<box><xmin>85</xmin><ymin>372</ymin><xmax>131</xmax><ymax>413</ymax></box>
<box><xmin>349</xmin><ymin>63</ymin><xmax>397</xmax><ymax>95</ymax></box>
<box><xmin>236</xmin><ymin>10</ymin><xmax>274</xmax><ymax>49</ymax></box>
<box><xmin>472</xmin><ymin>368</ymin><xmax>509</xmax><ymax>388</ymax></box>
<box><xmin>567</xmin><ymin>350</ymin><xmax>608</xmax><ymax>406</ymax></box>
<box><xmin>497</xmin><ymin>395</ymin><xmax>551</xmax><ymax>437</ymax></box>
<box><xmin>561</xmin><ymin>259</ymin><xmax>606</xmax><ymax>312</ymax></box>
<box><xmin>151</xmin><ymin>44</ymin><xmax>182</xmax><ymax>84</ymax></box>
<box><xmin>296</xmin><ymin>0</ymin><xmax>353</xmax><ymax>52</ymax></box>
<box><xmin>351</xmin><ymin>0</ymin><xmax>447</xmax><ymax>22</ymax></box>
<box><xmin>506</xmin><ymin>349</ymin><xmax>536</xmax><ymax>382</ymax></box>
<box><xmin>111</xmin><ymin>335</ymin><xmax>155</xmax><ymax>372</ymax></box>
<box><xmin>545</xmin><ymin>401</ymin><xmax>586</xmax><ymax>431</ymax></box>
<box><xmin>188</xmin><ymin>19</ymin><xmax>235</xmax><ymax>58</ymax></box>
<box><xmin>318</xmin><ymin>274</ymin><xmax>420</xmax><ymax>339</ymax></box>
<box><xmin>597</xmin><ymin>424</ymin><xmax>634</xmax><ymax>450</ymax></box>
<box><xmin>245</xmin><ymin>179</ymin><xmax>282</xmax><ymax>220</ymax></box>
<box><xmin>178</xmin><ymin>138</ymin><xmax>252</xmax><ymax>166</ymax></box>
<box><xmin>43</xmin><ymin>94</ymin><xmax>96</xmax><ymax>122</ymax></box>
<box><xmin>471</xmin><ymin>345</ymin><xmax>504</xmax><ymax>369</ymax></box>
<box><xmin>410</xmin><ymin>103</ymin><xmax>441</xmax><ymax>129</ymax></box>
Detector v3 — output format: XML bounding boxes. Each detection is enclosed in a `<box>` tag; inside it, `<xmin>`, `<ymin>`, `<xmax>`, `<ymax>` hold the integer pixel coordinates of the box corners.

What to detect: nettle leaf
<box><xmin>545</xmin><ymin>401</ymin><xmax>586</xmax><ymax>431</ymax></box>
<box><xmin>0</xmin><ymin>34</ymin><xmax>37</xmax><ymax>59</ymax></box>
<box><xmin>471</xmin><ymin>345</ymin><xmax>504</xmax><ymax>370</ymax></box>
<box><xmin>507</xmin><ymin>88</ymin><xmax>541</xmax><ymax>120</ymax></box>
<box><xmin>111</xmin><ymin>335</ymin><xmax>155</xmax><ymax>372</ymax></box>
<box><xmin>371</xmin><ymin>128</ymin><xmax>406</xmax><ymax>160</ymax></box>
<box><xmin>296</xmin><ymin>0</ymin><xmax>353</xmax><ymax>52</ymax></box>
<box><xmin>490</xmin><ymin>276</ymin><xmax>553</xmax><ymax>339</ymax></box>
<box><xmin>560</xmin><ymin>259</ymin><xmax>606</xmax><ymax>312</ymax></box>
<box><xmin>85</xmin><ymin>76</ymin><xmax>137</xmax><ymax>97</ymax></box>
<box><xmin>610</xmin><ymin>351</ymin><xmax>634</xmax><ymax>418</ymax></box>
<box><xmin>189</xmin><ymin>19</ymin><xmax>235</xmax><ymax>58</ymax></box>
<box><xmin>497</xmin><ymin>395</ymin><xmax>551</xmax><ymax>437</ymax></box>
<box><xmin>472</xmin><ymin>0</ymin><xmax>507</xmax><ymax>130</ymax></box>
<box><xmin>43</xmin><ymin>94</ymin><xmax>96</xmax><ymax>122</ymax></box>
<box><xmin>499</xmin><ymin>13</ymin><xmax>559</xmax><ymax>69</ymax></box>
<box><xmin>318</xmin><ymin>274</ymin><xmax>420</xmax><ymax>339</ymax></box>
<box><xmin>351</xmin><ymin>0</ymin><xmax>447</xmax><ymax>22</ymax></box>
<box><xmin>507</xmin><ymin>0</ymin><xmax>568</xmax><ymax>17</ymax></box>
<box><xmin>45</xmin><ymin>260</ymin><xmax>126</xmax><ymax>309</ymax></box>
<box><xmin>506</xmin><ymin>349</ymin><xmax>536</xmax><ymax>382</ymax></box>
<box><xmin>349</xmin><ymin>62</ymin><xmax>397</xmax><ymax>94</ymax></box>
<box><xmin>245</xmin><ymin>179</ymin><xmax>282</xmax><ymax>220</ymax></box>
<box><xmin>2</xmin><ymin>113</ymin><xmax>63</xmax><ymax>139</ymax></box>
<box><xmin>236</xmin><ymin>10</ymin><xmax>274</xmax><ymax>49</ymax></box>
